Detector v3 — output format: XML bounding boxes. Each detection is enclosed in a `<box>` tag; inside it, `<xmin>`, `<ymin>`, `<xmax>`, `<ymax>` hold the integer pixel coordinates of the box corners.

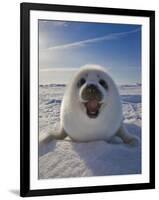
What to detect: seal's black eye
<box><xmin>99</xmin><ymin>79</ymin><xmax>108</xmax><ymax>90</ymax></box>
<box><xmin>77</xmin><ymin>78</ymin><xmax>86</xmax><ymax>87</ymax></box>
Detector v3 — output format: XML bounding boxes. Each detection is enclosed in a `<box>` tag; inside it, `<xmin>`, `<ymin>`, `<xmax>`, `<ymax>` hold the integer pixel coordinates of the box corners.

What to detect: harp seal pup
<box><xmin>40</xmin><ymin>65</ymin><xmax>139</xmax><ymax>146</ymax></box>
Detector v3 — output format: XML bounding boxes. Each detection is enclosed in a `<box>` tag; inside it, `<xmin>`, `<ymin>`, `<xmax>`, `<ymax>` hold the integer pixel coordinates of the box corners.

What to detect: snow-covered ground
<box><xmin>38</xmin><ymin>84</ymin><xmax>141</xmax><ymax>179</ymax></box>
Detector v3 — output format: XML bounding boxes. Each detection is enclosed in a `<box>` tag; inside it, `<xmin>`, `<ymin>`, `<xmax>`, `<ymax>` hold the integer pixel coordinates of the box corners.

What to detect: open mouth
<box><xmin>84</xmin><ymin>99</ymin><xmax>101</xmax><ymax>118</ymax></box>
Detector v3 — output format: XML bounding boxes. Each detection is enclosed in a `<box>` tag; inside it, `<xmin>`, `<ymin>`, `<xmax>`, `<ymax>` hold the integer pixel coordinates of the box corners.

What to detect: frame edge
<box><xmin>20</xmin><ymin>2</ymin><xmax>30</xmax><ymax>197</ymax></box>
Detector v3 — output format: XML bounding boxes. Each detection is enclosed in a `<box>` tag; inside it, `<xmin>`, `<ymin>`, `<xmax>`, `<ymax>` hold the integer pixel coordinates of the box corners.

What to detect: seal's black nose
<box><xmin>82</xmin><ymin>83</ymin><xmax>103</xmax><ymax>101</ymax></box>
<box><xmin>86</xmin><ymin>84</ymin><xmax>101</xmax><ymax>96</ymax></box>
<box><xmin>87</xmin><ymin>84</ymin><xmax>97</xmax><ymax>90</ymax></box>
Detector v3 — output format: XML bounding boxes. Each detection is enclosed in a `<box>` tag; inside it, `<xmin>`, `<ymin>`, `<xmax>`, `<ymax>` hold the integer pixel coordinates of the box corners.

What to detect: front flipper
<box><xmin>39</xmin><ymin>127</ymin><xmax>67</xmax><ymax>146</ymax></box>
<box><xmin>116</xmin><ymin>124</ymin><xmax>139</xmax><ymax>146</ymax></box>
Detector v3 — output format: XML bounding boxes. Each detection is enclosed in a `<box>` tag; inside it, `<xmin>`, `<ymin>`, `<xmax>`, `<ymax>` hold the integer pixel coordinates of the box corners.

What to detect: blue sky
<box><xmin>39</xmin><ymin>20</ymin><xmax>141</xmax><ymax>84</ymax></box>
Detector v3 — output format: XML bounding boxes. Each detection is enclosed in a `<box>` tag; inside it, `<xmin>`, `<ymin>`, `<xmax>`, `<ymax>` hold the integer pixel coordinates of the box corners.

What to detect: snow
<box><xmin>38</xmin><ymin>84</ymin><xmax>141</xmax><ymax>179</ymax></box>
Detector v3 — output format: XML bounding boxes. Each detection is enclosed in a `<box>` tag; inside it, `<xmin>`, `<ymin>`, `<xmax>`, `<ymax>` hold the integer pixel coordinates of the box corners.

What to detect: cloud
<box><xmin>47</xmin><ymin>28</ymin><xmax>140</xmax><ymax>51</ymax></box>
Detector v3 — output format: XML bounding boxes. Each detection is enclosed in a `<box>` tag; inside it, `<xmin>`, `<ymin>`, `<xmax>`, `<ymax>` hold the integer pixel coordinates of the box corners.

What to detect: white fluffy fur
<box><xmin>60</xmin><ymin>65</ymin><xmax>123</xmax><ymax>142</ymax></box>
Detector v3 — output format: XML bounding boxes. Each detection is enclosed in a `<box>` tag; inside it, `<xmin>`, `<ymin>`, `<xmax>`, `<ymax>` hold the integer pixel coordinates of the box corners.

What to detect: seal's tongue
<box><xmin>86</xmin><ymin>99</ymin><xmax>99</xmax><ymax>113</ymax></box>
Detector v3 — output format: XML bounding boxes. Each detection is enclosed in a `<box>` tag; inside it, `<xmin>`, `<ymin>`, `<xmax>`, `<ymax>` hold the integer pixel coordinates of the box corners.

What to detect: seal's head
<box><xmin>77</xmin><ymin>67</ymin><xmax>109</xmax><ymax>118</ymax></box>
